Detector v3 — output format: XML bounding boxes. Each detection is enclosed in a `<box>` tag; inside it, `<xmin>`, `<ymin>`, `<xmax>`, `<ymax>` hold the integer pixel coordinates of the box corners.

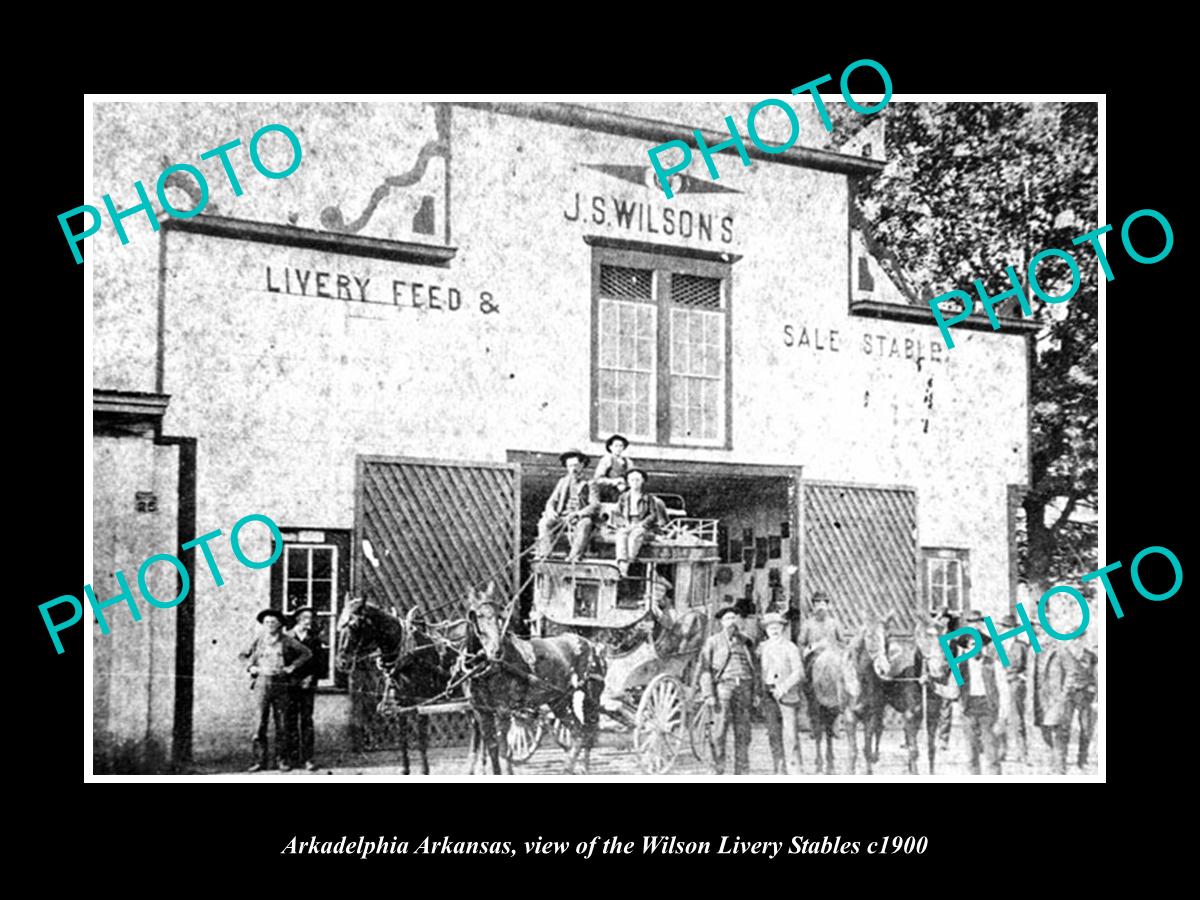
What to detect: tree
<box><xmin>848</xmin><ymin>103</ymin><xmax>1098</xmax><ymax>590</ymax></box>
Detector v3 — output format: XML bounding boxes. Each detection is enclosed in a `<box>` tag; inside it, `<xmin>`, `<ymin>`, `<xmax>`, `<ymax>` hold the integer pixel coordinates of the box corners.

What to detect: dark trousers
<box><xmin>964</xmin><ymin>695</ymin><xmax>1001</xmax><ymax>775</ymax></box>
<box><xmin>1071</xmin><ymin>689</ymin><xmax>1096</xmax><ymax>767</ymax></box>
<box><xmin>287</xmin><ymin>687</ymin><xmax>316</xmax><ymax>764</ymax></box>
<box><xmin>253</xmin><ymin>676</ymin><xmax>293</xmax><ymax>766</ymax></box>
<box><xmin>1000</xmin><ymin>679</ymin><xmax>1027</xmax><ymax>761</ymax></box>
<box><xmin>763</xmin><ymin>695</ymin><xmax>801</xmax><ymax>773</ymax></box>
<box><xmin>711</xmin><ymin>681</ymin><xmax>753</xmax><ymax>775</ymax></box>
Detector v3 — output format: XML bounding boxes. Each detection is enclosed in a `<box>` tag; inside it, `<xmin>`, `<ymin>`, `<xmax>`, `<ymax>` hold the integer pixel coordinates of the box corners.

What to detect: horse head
<box><xmin>859</xmin><ymin>615</ymin><xmax>891</xmax><ymax>680</ymax></box>
<box><xmin>466</xmin><ymin>581</ymin><xmax>505</xmax><ymax>659</ymax></box>
<box><xmin>336</xmin><ymin>598</ymin><xmax>405</xmax><ymax>674</ymax></box>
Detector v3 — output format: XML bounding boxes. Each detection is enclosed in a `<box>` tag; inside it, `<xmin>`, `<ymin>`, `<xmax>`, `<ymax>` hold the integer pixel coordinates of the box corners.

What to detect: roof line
<box><xmin>452</xmin><ymin>102</ymin><xmax>886</xmax><ymax>177</ymax></box>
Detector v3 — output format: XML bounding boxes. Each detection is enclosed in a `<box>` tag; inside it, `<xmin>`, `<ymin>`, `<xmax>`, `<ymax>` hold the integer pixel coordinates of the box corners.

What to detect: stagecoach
<box><xmin>510</xmin><ymin>496</ymin><xmax>723</xmax><ymax>773</ymax></box>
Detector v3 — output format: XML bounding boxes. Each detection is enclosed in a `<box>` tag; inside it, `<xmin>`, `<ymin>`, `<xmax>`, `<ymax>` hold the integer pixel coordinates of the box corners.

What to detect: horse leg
<box><xmin>400</xmin><ymin>713</ymin><xmax>411</xmax><ymax>776</ymax></box>
<box><xmin>906</xmin><ymin>703</ymin><xmax>921</xmax><ymax>775</ymax></box>
<box><xmin>482</xmin><ymin>712</ymin><xmax>502</xmax><ymax>775</ymax></box>
<box><xmin>846</xmin><ymin>711</ymin><xmax>858</xmax><ymax>775</ymax></box>
<box><xmin>418</xmin><ymin>714</ymin><xmax>431</xmax><ymax>775</ymax></box>
<box><xmin>496</xmin><ymin>712</ymin><xmax>515</xmax><ymax>776</ymax></box>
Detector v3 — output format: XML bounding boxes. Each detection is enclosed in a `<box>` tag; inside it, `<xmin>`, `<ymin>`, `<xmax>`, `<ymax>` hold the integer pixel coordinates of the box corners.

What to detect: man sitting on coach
<box><xmin>537</xmin><ymin>449</ymin><xmax>600</xmax><ymax>563</ymax></box>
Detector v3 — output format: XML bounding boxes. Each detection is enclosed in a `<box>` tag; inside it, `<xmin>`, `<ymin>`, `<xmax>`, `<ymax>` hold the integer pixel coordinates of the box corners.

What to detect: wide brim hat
<box><xmin>998</xmin><ymin>615</ymin><xmax>1019</xmax><ymax>628</ymax></box>
<box><xmin>811</xmin><ymin>591</ymin><xmax>831</xmax><ymax>605</ymax></box>
<box><xmin>715</xmin><ymin>604</ymin><xmax>738</xmax><ymax>620</ymax></box>
<box><xmin>625</xmin><ymin>467</ymin><xmax>649</xmax><ymax>483</ymax></box>
<box><xmin>762</xmin><ymin>611</ymin><xmax>787</xmax><ymax>627</ymax></box>
<box><xmin>966</xmin><ymin>609</ymin><xmax>985</xmax><ymax>624</ymax></box>
<box><xmin>559</xmin><ymin>449</ymin><xmax>589</xmax><ymax>466</ymax></box>
<box><xmin>605</xmin><ymin>434</ymin><xmax>629</xmax><ymax>452</ymax></box>
<box><xmin>257</xmin><ymin>608</ymin><xmax>284</xmax><ymax>623</ymax></box>
<box><xmin>290</xmin><ymin>606</ymin><xmax>314</xmax><ymax>618</ymax></box>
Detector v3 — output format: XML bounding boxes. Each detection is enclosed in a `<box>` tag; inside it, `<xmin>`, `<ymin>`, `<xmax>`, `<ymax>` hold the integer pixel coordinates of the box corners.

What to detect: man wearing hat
<box><xmin>798</xmin><ymin>591</ymin><xmax>844</xmax><ymax>684</ymax></box>
<box><xmin>537</xmin><ymin>450</ymin><xmax>601</xmax><ymax>562</ymax></box>
<box><xmin>697</xmin><ymin>605</ymin><xmax>760</xmax><ymax>774</ymax></box>
<box><xmin>613</xmin><ymin>468</ymin><xmax>667</xmax><ymax>576</ymax></box>
<box><xmin>593</xmin><ymin>434</ymin><xmax>637</xmax><ymax>503</ymax></box>
<box><xmin>759</xmin><ymin>611</ymin><xmax>804</xmax><ymax>774</ymax></box>
<box><xmin>239</xmin><ymin>608</ymin><xmax>313</xmax><ymax>772</ymax></box>
<box><xmin>285</xmin><ymin>607</ymin><xmax>327</xmax><ymax>771</ymax></box>
<box><xmin>959</xmin><ymin>611</ymin><xmax>1010</xmax><ymax>775</ymax></box>
<box><xmin>996</xmin><ymin>609</ymin><xmax>1030</xmax><ymax>765</ymax></box>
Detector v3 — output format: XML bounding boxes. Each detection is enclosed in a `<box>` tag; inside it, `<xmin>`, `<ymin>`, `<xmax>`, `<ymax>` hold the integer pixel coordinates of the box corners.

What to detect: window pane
<box><xmin>312</xmin><ymin>549</ymin><xmax>333</xmax><ymax>580</ymax></box>
<box><xmin>286</xmin><ymin>581</ymin><xmax>308</xmax><ymax>611</ymax></box>
<box><xmin>637</xmin><ymin>337</ymin><xmax>654</xmax><ymax>370</ymax></box>
<box><xmin>598</xmin><ymin>400</ymin><xmax>617</xmax><ymax>433</ymax></box>
<box><xmin>946</xmin><ymin>585</ymin><xmax>959</xmax><ymax>610</ymax></box>
<box><xmin>311</xmin><ymin>580</ymin><xmax>332</xmax><ymax>612</ymax></box>
<box><xmin>287</xmin><ymin>547</ymin><xmax>308</xmax><ymax>579</ymax></box>
<box><xmin>635</xmin><ymin>400</ymin><xmax>649</xmax><ymax>436</ymax></box>
<box><xmin>690</xmin><ymin>312</ymin><xmax>705</xmax><ymax>347</ymax></box>
<box><xmin>702</xmin><ymin>380</ymin><xmax>718</xmax><ymax>438</ymax></box>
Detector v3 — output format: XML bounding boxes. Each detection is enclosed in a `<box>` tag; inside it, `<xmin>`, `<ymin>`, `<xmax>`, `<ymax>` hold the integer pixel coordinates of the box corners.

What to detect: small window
<box><xmin>922</xmin><ymin>548</ymin><xmax>970</xmax><ymax>614</ymax></box>
<box><xmin>616</xmin><ymin>577</ymin><xmax>646</xmax><ymax>610</ymax></box>
<box><xmin>574</xmin><ymin>581</ymin><xmax>600</xmax><ymax>618</ymax></box>
<box><xmin>270</xmin><ymin>528</ymin><xmax>351</xmax><ymax>689</ymax></box>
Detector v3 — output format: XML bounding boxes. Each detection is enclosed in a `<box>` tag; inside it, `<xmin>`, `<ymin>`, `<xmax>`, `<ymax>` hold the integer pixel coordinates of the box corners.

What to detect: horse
<box><xmin>805</xmin><ymin>643</ymin><xmax>861</xmax><ymax>774</ymax></box>
<box><xmin>462</xmin><ymin>583</ymin><xmax>605</xmax><ymax>775</ymax></box>
<box><xmin>335</xmin><ymin>598</ymin><xmax>451</xmax><ymax>775</ymax></box>
<box><xmin>852</xmin><ymin>612</ymin><xmax>953</xmax><ymax>775</ymax></box>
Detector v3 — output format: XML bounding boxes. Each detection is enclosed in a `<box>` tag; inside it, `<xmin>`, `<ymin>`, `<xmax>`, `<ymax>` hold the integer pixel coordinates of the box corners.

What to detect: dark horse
<box><xmin>335</xmin><ymin>598</ymin><xmax>451</xmax><ymax>775</ymax></box>
<box><xmin>855</xmin><ymin>614</ymin><xmax>944</xmax><ymax>775</ymax></box>
<box><xmin>462</xmin><ymin>583</ymin><xmax>605</xmax><ymax>775</ymax></box>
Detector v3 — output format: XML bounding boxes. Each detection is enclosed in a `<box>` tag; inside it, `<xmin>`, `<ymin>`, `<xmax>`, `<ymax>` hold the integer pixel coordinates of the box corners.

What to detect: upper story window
<box><xmin>592</xmin><ymin>246</ymin><xmax>732</xmax><ymax>448</ymax></box>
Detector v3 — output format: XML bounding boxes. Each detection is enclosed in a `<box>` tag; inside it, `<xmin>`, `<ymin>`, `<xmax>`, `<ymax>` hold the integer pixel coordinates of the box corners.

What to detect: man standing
<box><xmin>997</xmin><ymin>611</ymin><xmax>1031</xmax><ymax>765</ymax></box>
<box><xmin>240</xmin><ymin>609</ymin><xmax>312</xmax><ymax>773</ymax></box>
<box><xmin>1065</xmin><ymin>630</ymin><xmax>1098</xmax><ymax>770</ymax></box>
<box><xmin>1033</xmin><ymin>638</ymin><xmax>1071</xmax><ymax>774</ymax></box>
<box><xmin>537</xmin><ymin>449</ymin><xmax>600</xmax><ymax>563</ymax></box>
<box><xmin>613</xmin><ymin>468</ymin><xmax>667</xmax><ymax>576</ymax></box>
<box><xmin>698</xmin><ymin>605</ymin><xmax>759</xmax><ymax>775</ymax></box>
<box><xmin>759</xmin><ymin>611</ymin><xmax>804</xmax><ymax>774</ymax></box>
<box><xmin>960</xmin><ymin>611</ymin><xmax>1010</xmax><ymax>775</ymax></box>
<box><xmin>286</xmin><ymin>607</ymin><xmax>326</xmax><ymax>772</ymax></box>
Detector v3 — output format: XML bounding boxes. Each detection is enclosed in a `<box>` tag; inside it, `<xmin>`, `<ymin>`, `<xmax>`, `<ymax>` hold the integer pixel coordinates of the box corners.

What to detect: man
<box><xmin>537</xmin><ymin>449</ymin><xmax>600</xmax><ymax>562</ymax></box>
<box><xmin>613</xmin><ymin>468</ymin><xmax>667</xmax><ymax>576</ymax></box>
<box><xmin>933</xmin><ymin>607</ymin><xmax>965</xmax><ymax>750</ymax></box>
<box><xmin>797</xmin><ymin>592</ymin><xmax>843</xmax><ymax>684</ymax></box>
<box><xmin>759</xmin><ymin>611</ymin><xmax>804</xmax><ymax>775</ymax></box>
<box><xmin>996</xmin><ymin>611</ymin><xmax>1030</xmax><ymax>765</ymax></box>
<box><xmin>1064</xmin><ymin>627</ymin><xmax>1098</xmax><ymax>770</ymax></box>
<box><xmin>593</xmin><ymin>433</ymin><xmax>637</xmax><ymax>502</ymax></box>
<box><xmin>959</xmin><ymin>610</ymin><xmax>1010</xmax><ymax>775</ymax></box>
<box><xmin>698</xmin><ymin>605</ymin><xmax>759</xmax><ymax>775</ymax></box>
<box><xmin>286</xmin><ymin>607</ymin><xmax>326</xmax><ymax>772</ymax></box>
<box><xmin>240</xmin><ymin>608</ymin><xmax>312</xmax><ymax>773</ymax></box>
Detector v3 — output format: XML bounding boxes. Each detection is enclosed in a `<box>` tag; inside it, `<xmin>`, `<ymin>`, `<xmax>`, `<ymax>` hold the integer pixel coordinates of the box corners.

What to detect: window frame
<box><xmin>921</xmin><ymin>546</ymin><xmax>971</xmax><ymax>615</ymax></box>
<box><xmin>590</xmin><ymin>245</ymin><xmax>733</xmax><ymax>450</ymax></box>
<box><xmin>270</xmin><ymin>527</ymin><xmax>351</xmax><ymax>692</ymax></box>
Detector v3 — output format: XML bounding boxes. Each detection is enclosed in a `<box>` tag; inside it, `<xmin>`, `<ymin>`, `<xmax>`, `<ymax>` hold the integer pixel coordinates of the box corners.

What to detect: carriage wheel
<box><xmin>506</xmin><ymin>711</ymin><xmax>544</xmax><ymax>763</ymax></box>
<box><xmin>634</xmin><ymin>674</ymin><xmax>687</xmax><ymax>774</ymax></box>
<box><xmin>689</xmin><ymin>698</ymin><xmax>716</xmax><ymax>766</ymax></box>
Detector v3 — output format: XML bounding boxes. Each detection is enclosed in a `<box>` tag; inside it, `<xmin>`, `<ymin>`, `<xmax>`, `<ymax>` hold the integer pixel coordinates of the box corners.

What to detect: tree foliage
<box><xmin>850</xmin><ymin>103</ymin><xmax>1099</xmax><ymax>589</ymax></box>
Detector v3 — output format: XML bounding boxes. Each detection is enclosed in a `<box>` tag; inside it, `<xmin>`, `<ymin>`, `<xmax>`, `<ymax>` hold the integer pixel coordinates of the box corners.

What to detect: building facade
<box><xmin>90</xmin><ymin>101</ymin><xmax>1036</xmax><ymax>771</ymax></box>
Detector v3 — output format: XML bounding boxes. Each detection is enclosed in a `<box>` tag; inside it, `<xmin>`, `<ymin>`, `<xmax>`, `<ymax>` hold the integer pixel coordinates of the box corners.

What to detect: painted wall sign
<box><xmin>564</xmin><ymin>193</ymin><xmax>734</xmax><ymax>244</ymax></box>
<box><xmin>782</xmin><ymin>323</ymin><xmax>946</xmax><ymax>365</ymax></box>
<box><xmin>265</xmin><ymin>265</ymin><xmax>498</xmax><ymax>315</ymax></box>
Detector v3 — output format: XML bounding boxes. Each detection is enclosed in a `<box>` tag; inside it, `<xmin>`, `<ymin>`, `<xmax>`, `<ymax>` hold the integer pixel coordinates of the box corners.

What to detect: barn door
<box><xmin>802</xmin><ymin>481</ymin><xmax>920</xmax><ymax>633</ymax></box>
<box><xmin>355</xmin><ymin>456</ymin><xmax>521</xmax><ymax>620</ymax></box>
<box><xmin>349</xmin><ymin>456</ymin><xmax>520</xmax><ymax>752</ymax></box>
